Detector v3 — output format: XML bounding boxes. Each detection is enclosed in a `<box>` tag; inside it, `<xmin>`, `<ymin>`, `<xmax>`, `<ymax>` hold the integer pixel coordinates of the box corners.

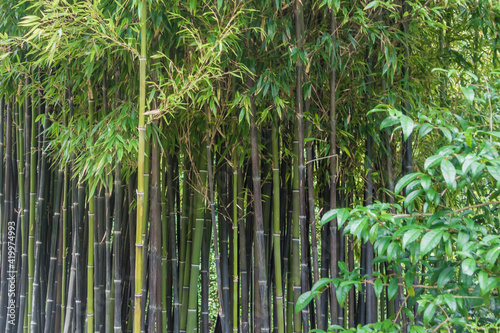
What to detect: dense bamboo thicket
<box><xmin>0</xmin><ymin>0</ymin><xmax>500</xmax><ymax>332</ymax></box>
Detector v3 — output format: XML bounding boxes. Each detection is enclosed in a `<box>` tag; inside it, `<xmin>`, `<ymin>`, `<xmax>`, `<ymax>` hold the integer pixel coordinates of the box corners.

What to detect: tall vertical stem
<box><xmin>247</xmin><ymin>76</ymin><xmax>270</xmax><ymax>333</ymax></box>
<box><xmin>133</xmin><ymin>0</ymin><xmax>147</xmax><ymax>330</ymax></box>
<box><xmin>271</xmin><ymin>122</ymin><xmax>284</xmax><ymax>333</ymax></box>
<box><xmin>329</xmin><ymin>8</ymin><xmax>340</xmax><ymax>327</ymax></box>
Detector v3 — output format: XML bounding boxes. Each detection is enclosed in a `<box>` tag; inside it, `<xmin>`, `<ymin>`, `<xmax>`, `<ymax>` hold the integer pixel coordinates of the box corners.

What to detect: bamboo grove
<box><xmin>0</xmin><ymin>0</ymin><xmax>499</xmax><ymax>332</ymax></box>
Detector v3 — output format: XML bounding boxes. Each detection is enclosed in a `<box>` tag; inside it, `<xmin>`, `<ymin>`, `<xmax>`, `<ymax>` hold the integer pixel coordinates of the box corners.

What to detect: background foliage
<box><xmin>0</xmin><ymin>0</ymin><xmax>499</xmax><ymax>332</ymax></box>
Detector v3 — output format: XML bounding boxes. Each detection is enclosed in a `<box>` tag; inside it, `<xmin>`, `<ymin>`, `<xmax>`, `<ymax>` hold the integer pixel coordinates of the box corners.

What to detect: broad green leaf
<box><xmin>487</xmin><ymin>165</ymin><xmax>500</xmax><ymax>182</ymax></box>
<box><xmin>465</xmin><ymin>128</ymin><xmax>473</xmax><ymax>147</ymax></box>
<box><xmin>352</xmin><ymin>217</ymin><xmax>368</xmax><ymax>237</ymax></box>
<box><xmin>405</xmin><ymin>270</ymin><xmax>414</xmax><ymax>289</ymax></box>
<box><xmin>320</xmin><ymin>209</ymin><xmax>338</xmax><ymax>226</ymax></box>
<box><xmin>326</xmin><ymin>325</ymin><xmax>344</xmax><ymax>331</ymax></box>
<box><xmin>364</xmin><ymin>0</ymin><xmax>379</xmax><ymax>10</ymax></box>
<box><xmin>295</xmin><ymin>291</ymin><xmax>317</xmax><ymax>313</ymax></box>
<box><xmin>441</xmin><ymin>159</ymin><xmax>456</xmax><ymax>190</ymax></box>
<box><xmin>395</xmin><ymin>173</ymin><xmax>421</xmax><ymax>195</ymax></box>
<box><xmin>387</xmin><ymin>241</ymin><xmax>400</xmax><ymax>261</ymax></box>
<box><xmin>420</xmin><ymin>175</ymin><xmax>431</xmax><ymax>190</ymax></box>
<box><xmin>336</xmin><ymin>284</ymin><xmax>350</xmax><ymax>308</ymax></box>
<box><xmin>374</xmin><ymin>278</ymin><xmax>383</xmax><ymax>298</ymax></box>
<box><xmin>423</xmin><ymin>303</ymin><xmax>437</xmax><ymax>325</ymax></box>
<box><xmin>462</xmin><ymin>258</ymin><xmax>476</xmax><ymax>276</ymax></box>
<box><xmin>486</xmin><ymin>247</ymin><xmax>500</xmax><ymax>269</ymax></box>
<box><xmin>404</xmin><ymin>189</ymin><xmax>423</xmax><ymax>207</ymax></box>
<box><xmin>420</xmin><ymin>229</ymin><xmax>443</xmax><ymax>256</ymax></box>
<box><xmin>402</xmin><ymin>229</ymin><xmax>422</xmax><ymax>249</ymax></box>
<box><xmin>419</xmin><ymin>123</ymin><xmax>434</xmax><ymax>139</ymax></box>
<box><xmin>439</xmin><ymin>126</ymin><xmax>452</xmax><ymax>143</ymax></box>
<box><xmin>337</xmin><ymin>208</ymin><xmax>350</xmax><ymax>228</ymax></box>
<box><xmin>380</xmin><ymin>116</ymin><xmax>399</xmax><ymax>130</ymax></box>
<box><xmin>425</xmin><ymin>155</ymin><xmax>443</xmax><ymax>171</ymax></box>
<box><xmin>461</xmin><ymin>86</ymin><xmax>475</xmax><ymax>103</ymax></box>
<box><xmin>457</xmin><ymin>232</ymin><xmax>470</xmax><ymax>250</ymax></box>
<box><xmin>442</xmin><ymin>294</ymin><xmax>457</xmax><ymax>311</ymax></box>
<box><xmin>410</xmin><ymin>325</ymin><xmax>426</xmax><ymax>333</ymax></box>
<box><xmin>400</xmin><ymin>115</ymin><xmax>415</xmax><ymax>141</ymax></box>
<box><xmin>478</xmin><ymin>271</ymin><xmax>497</xmax><ymax>295</ymax></box>
<box><xmin>437</xmin><ymin>267</ymin><xmax>454</xmax><ymax>288</ymax></box>
<box><xmin>388</xmin><ymin>277</ymin><xmax>398</xmax><ymax>301</ymax></box>
<box><xmin>462</xmin><ymin>155</ymin><xmax>476</xmax><ymax>174</ymax></box>
<box><xmin>311</xmin><ymin>277</ymin><xmax>333</xmax><ymax>293</ymax></box>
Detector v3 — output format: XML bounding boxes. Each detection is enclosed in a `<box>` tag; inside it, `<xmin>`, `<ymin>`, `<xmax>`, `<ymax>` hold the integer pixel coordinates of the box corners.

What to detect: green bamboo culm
<box><xmin>17</xmin><ymin>88</ymin><xmax>27</xmax><ymax>333</ymax></box>
<box><xmin>86</xmin><ymin>89</ymin><xmax>96</xmax><ymax>333</ymax></box>
<box><xmin>185</xmin><ymin>148</ymin><xmax>208</xmax><ymax>332</ymax></box>
<box><xmin>133</xmin><ymin>0</ymin><xmax>147</xmax><ymax>330</ymax></box>
<box><xmin>272</xmin><ymin>121</ymin><xmax>284</xmax><ymax>333</ymax></box>
<box><xmin>27</xmin><ymin>84</ymin><xmax>37</xmax><ymax>333</ymax></box>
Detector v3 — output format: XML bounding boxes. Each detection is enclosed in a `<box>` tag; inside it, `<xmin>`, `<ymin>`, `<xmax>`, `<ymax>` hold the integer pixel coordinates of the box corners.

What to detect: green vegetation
<box><xmin>0</xmin><ymin>0</ymin><xmax>499</xmax><ymax>332</ymax></box>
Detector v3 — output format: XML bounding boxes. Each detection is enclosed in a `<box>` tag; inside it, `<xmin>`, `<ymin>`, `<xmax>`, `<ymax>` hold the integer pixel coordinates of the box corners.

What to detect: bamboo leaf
<box><xmin>364</xmin><ymin>1</ymin><xmax>379</xmax><ymax>10</ymax></box>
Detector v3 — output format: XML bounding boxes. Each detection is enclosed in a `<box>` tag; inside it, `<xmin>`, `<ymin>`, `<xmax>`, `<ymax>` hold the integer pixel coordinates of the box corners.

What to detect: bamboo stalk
<box><xmin>86</xmin><ymin>88</ymin><xmax>96</xmax><ymax>333</ymax></box>
<box><xmin>113</xmin><ymin>160</ymin><xmax>123</xmax><ymax>333</ymax></box>
<box><xmin>232</xmin><ymin>127</ymin><xmax>240</xmax><ymax>333</ymax></box>
<box><xmin>329</xmin><ymin>8</ymin><xmax>341</xmax><ymax>328</ymax></box>
<box><xmin>271</xmin><ymin>121</ymin><xmax>284</xmax><ymax>333</ymax></box>
<box><xmin>201</xmin><ymin>208</ymin><xmax>209</xmax><ymax>333</ymax></box>
<box><xmin>148</xmin><ymin>129</ymin><xmax>162</xmax><ymax>332</ymax></box>
<box><xmin>1</xmin><ymin>100</ymin><xmax>14</xmax><ymax>332</ymax></box>
<box><xmin>31</xmin><ymin>100</ymin><xmax>49</xmax><ymax>333</ymax></box>
<box><xmin>161</xmin><ymin>158</ymin><xmax>169</xmax><ymax>333</ymax></box>
<box><xmin>179</xmin><ymin>188</ymin><xmax>194</xmax><ymax>332</ymax></box>
<box><xmin>103</xmin><ymin>72</ymin><xmax>114</xmax><ymax>333</ymax></box>
<box><xmin>239</xmin><ymin>168</ymin><xmax>249</xmax><ymax>333</ymax></box>
<box><xmin>247</xmin><ymin>75</ymin><xmax>270</xmax><ymax>333</ymax></box>
<box><xmin>294</xmin><ymin>0</ymin><xmax>309</xmax><ymax>329</ymax></box>
<box><xmin>185</xmin><ymin>148</ymin><xmax>208</xmax><ymax>333</ymax></box>
<box><xmin>291</xmin><ymin>140</ymin><xmax>302</xmax><ymax>333</ymax></box>
<box><xmin>166</xmin><ymin>151</ymin><xmax>180</xmax><ymax>333</ymax></box>
<box><xmin>87</xmin><ymin>186</ymin><xmax>95</xmax><ymax>333</ymax></box>
<box><xmin>95</xmin><ymin>186</ymin><xmax>105</xmax><ymax>332</ymax></box>
<box><xmin>42</xmin><ymin>164</ymin><xmax>63</xmax><ymax>333</ymax></box>
<box><xmin>207</xmin><ymin>133</ymin><xmax>225</xmax><ymax>333</ymax></box>
<box><xmin>18</xmin><ymin>77</ymin><xmax>31</xmax><ymax>333</ymax></box>
<box><xmin>217</xmin><ymin>157</ymin><xmax>231</xmax><ymax>333</ymax></box>
<box><xmin>133</xmin><ymin>0</ymin><xmax>147</xmax><ymax>329</ymax></box>
<box><xmin>55</xmin><ymin>164</ymin><xmax>67</xmax><ymax>333</ymax></box>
